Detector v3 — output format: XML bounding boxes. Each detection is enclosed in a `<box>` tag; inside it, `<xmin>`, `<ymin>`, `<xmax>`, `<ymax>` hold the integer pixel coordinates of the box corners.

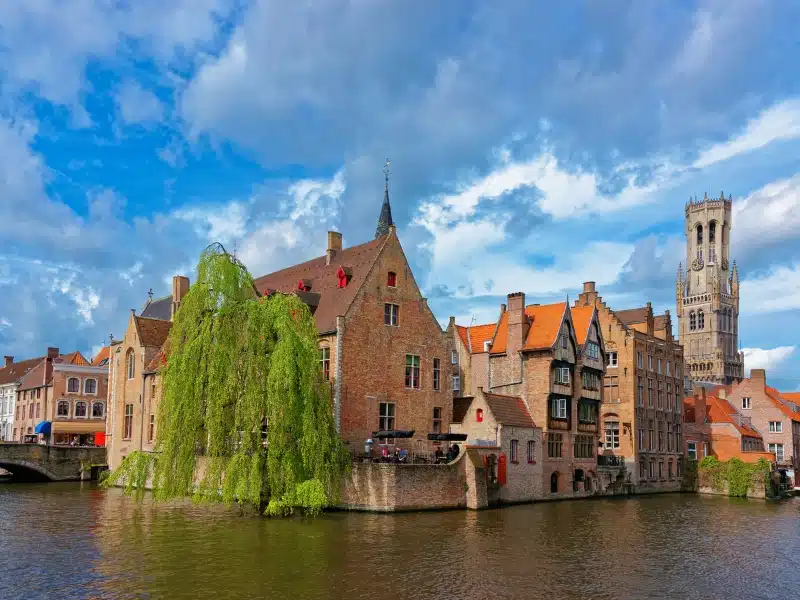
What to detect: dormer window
<box><xmin>336</xmin><ymin>266</ymin><xmax>351</xmax><ymax>289</ymax></box>
<box><xmin>387</xmin><ymin>271</ymin><xmax>397</xmax><ymax>287</ymax></box>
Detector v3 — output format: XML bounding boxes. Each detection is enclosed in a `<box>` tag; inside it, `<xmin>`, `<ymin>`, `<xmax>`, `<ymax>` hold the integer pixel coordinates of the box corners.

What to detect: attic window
<box><xmin>387</xmin><ymin>271</ymin><xmax>397</xmax><ymax>287</ymax></box>
<box><xmin>297</xmin><ymin>279</ymin><xmax>312</xmax><ymax>292</ymax></box>
<box><xmin>336</xmin><ymin>266</ymin><xmax>352</xmax><ymax>289</ymax></box>
<box><xmin>476</xmin><ymin>408</ymin><xmax>484</xmax><ymax>423</ymax></box>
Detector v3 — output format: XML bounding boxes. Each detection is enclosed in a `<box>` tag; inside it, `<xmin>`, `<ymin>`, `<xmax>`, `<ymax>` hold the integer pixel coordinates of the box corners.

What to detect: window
<box><xmin>659</xmin><ymin>462</ymin><xmax>664</xmax><ymax>479</ymax></box>
<box><xmin>667</xmin><ymin>361</ymin><xmax>672</xmax><ymax>376</ymax></box>
<box><xmin>581</xmin><ymin>371</ymin><xmax>600</xmax><ymax>391</ymax></box>
<box><xmin>432</xmin><ymin>407</ymin><xmax>442</xmax><ymax>434</ymax></box>
<box><xmin>638</xmin><ymin>428</ymin><xmax>645</xmax><ymax>451</ymax></box>
<box><xmin>639</xmin><ymin>461</ymin><xmax>646</xmax><ymax>480</ymax></box>
<box><xmin>561</xmin><ymin>335</ymin><xmax>568</xmax><ymax>349</ymax></box>
<box><xmin>510</xmin><ymin>439</ymin><xmax>519</xmax><ymax>463</ymax></box>
<box><xmin>92</xmin><ymin>402</ymin><xmax>105</xmax><ymax>419</ymax></box>
<box><xmin>578</xmin><ymin>401</ymin><xmax>597</xmax><ymax>423</ymax></box>
<box><xmin>319</xmin><ymin>347</ymin><xmax>330</xmax><ymax>381</ymax></box>
<box><xmin>768</xmin><ymin>443</ymin><xmax>784</xmax><ymax>462</ymax></box>
<box><xmin>637</xmin><ymin>352</ymin><xmax>643</xmax><ymax>368</ymax></box>
<box><xmin>637</xmin><ymin>377</ymin><xmax>644</xmax><ymax>407</ymax></box>
<box><xmin>585</xmin><ymin>342</ymin><xmax>600</xmax><ymax>360</ymax></box>
<box><xmin>574</xmin><ymin>435</ymin><xmax>594</xmax><ymax>459</ymax></box>
<box><xmin>607</xmin><ymin>351</ymin><xmax>618</xmax><ymax>368</ymax></box>
<box><xmin>657</xmin><ymin>384</ymin><xmax>664</xmax><ymax>410</ymax></box>
<box><xmin>384</xmin><ymin>303</ymin><xmax>399</xmax><ymax>326</ymax></box>
<box><xmin>769</xmin><ymin>421</ymin><xmax>782</xmax><ymax>433</ymax></box>
<box><xmin>696</xmin><ymin>223</ymin><xmax>703</xmax><ymax>245</ymax></box>
<box><xmin>387</xmin><ymin>271</ymin><xmax>397</xmax><ymax>287</ymax></box>
<box><xmin>649</xmin><ymin>461</ymin><xmax>655</xmax><ymax>480</ymax></box>
<box><xmin>604</xmin><ymin>376</ymin><xmax>619</xmax><ymax>402</ymax></box>
<box><xmin>67</xmin><ymin>377</ymin><xmax>80</xmax><ymax>393</ymax></box>
<box><xmin>668</xmin><ymin>462</ymin><xmax>674</xmax><ymax>479</ymax></box>
<box><xmin>647</xmin><ymin>379</ymin><xmax>654</xmax><ymax>407</ymax></box>
<box><xmin>648</xmin><ymin>420</ymin><xmax>655</xmax><ymax>450</ymax></box>
<box><xmin>75</xmin><ymin>401</ymin><xmax>88</xmax><ymax>418</ymax></box>
<box><xmin>452</xmin><ymin>375</ymin><xmax>460</xmax><ymax>394</ymax></box>
<box><xmin>451</xmin><ymin>350</ymin><xmax>458</xmax><ymax>365</ymax></box>
<box><xmin>648</xmin><ymin>355</ymin><xmax>653</xmax><ymax>371</ymax></box>
<box><xmin>677</xmin><ymin>461</ymin><xmax>682</xmax><ymax>478</ymax></box>
<box><xmin>433</xmin><ymin>358</ymin><xmax>440</xmax><ymax>391</ymax></box>
<box><xmin>551</xmin><ymin>397</ymin><xmax>567</xmax><ymax>419</ymax></box>
<box><xmin>378</xmin><ymin>402</ymin><xmax>395</xmax><ymax>433</ymax></box>
<box><xmin>405</xmin><ymin>354</ymin><xmax>420</xmax><ymax>389</ymax></box>
<box><xmin>84</xmin><ymin>378</ymin><xmax>97</xmax><ymax>394</ymax></box>
<box><xmin>709</xmin><ymin>221</ymin><xmax>716</xmax><ymax>243</ymax></box>
<box><xmin>687</xmin><ymin>441</ymin><xmax>697</xmax><ymax>460</ymax></box>
<box><xmin>554</xmin><ymin>367</ymin><xmax>570</xmax><ymax>385</ymax></box>
<box><xmin>35</xmin><ymin>403</ymin><xmax>40</xmax><ymax>419</ymax></box>
<box><xmin>657</xmin><ymin>359</ymin><xmax>662</xmax><ymax>374</ymax></box>
<box><xmin>123</xmin><ymin>404</ymin><xmax>134</xmax><ymax>440</ymax></box>
<box><xmin>548</xmin><ymin>433</ymin><xmax>563</xmax><ymax>458</ymax></box>
<box><xmin>127</xmin><ymin>350</ymin><xmax>135</xmax><ymax>379</ymax></box>
<box><xmin>148</xmin><ymin>414</ymin><xmax>155</xmax><ymax>443</ymax></box>
<box><xmin>742</xmin><ymin>397</ymin><xmax>751</xmax><ymax>409</ymax></box>
<box><xmin>476</xmin><ymin>408</ymin><xmax>484</xmax><ymax>423</ymax></box>
<box><xmin>698</xmin><ymin>310</ymin><xmax>705</xmax><ymax>330</ymax></box>
<box><xmin>689</xmin><ymin>311</ymin><xmax>696</xmax><ymax>331</ymax></box>
<box><xmin>28</xmin><ymin>403</ymin><xmax>33</xmax><ymax>418</ymax></box>
<box><xmin>708</xmin><ymin>246</ymin><xmax>717</xmax><ymax>265</ymax></box>
<box><xmin>658</xmin><ymin>426</ymin><xmax>664</xmax><ymax>452</ymax></box>
<box><xmin>37</xmin><ymin>388</ymin><xmax>41</xmax><ymax>399</ymax></box>
<box><xmin>605</xmin><ymin>420</ymin><xmax>620</xmax><ymax>449</ymax></box>
<box><xmin>666</xmin><ymin>383</ymin><xmax>672</xmax><ymax>411</ymax></box>
<box><xmin>527</xmin><ymin>440</ymin><xmax>536</xmax><ymax>463</ymax></box>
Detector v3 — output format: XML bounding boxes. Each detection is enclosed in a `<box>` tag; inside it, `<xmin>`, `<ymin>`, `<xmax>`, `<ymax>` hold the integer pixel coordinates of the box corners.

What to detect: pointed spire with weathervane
<box><xmin>375</xmin><ymin>158</ymin><xmax>394</xmax><ymax>238</ymax></box>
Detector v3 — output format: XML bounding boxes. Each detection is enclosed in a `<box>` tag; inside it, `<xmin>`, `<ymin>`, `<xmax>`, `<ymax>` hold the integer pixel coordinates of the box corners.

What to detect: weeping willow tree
<box><xmin>105</xmin><ymin>243</ymin><xmax>349</xmax><ymax>516</ymax></box>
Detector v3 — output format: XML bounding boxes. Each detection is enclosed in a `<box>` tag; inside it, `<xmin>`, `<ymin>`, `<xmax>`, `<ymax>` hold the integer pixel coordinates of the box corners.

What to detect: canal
<box><xmin>1</xmin><ymin>483</ymin><xmax>798</xmax><ymax>600</ymax></box>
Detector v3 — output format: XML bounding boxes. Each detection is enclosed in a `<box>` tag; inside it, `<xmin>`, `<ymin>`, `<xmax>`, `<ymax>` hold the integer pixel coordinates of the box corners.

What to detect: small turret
<box><xmin>375</xmin><ymin>158</ymin><xmax>394</xmax><ymax>238</ymax></box>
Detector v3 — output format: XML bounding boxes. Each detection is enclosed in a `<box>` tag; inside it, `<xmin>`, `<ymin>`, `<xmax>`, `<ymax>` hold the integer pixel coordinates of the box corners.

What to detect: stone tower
<box><xmin>676</xmin><ymin>192</ymin><xmax>744</xmax><ymax>384</ymax></box>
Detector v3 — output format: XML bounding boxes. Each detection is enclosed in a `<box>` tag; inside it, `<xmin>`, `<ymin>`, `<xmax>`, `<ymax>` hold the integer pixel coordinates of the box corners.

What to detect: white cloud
<box><xmin>733</xmin><ymin>175</ymin><xmax>800</xmax><ymax>253</ymax></box>
<box><xmin>175</xmin><ymin>201</ymin><xmax>251</xmax><ymax>245</ymax></box>
<box><xmin>115</xmin><ymin>81</ymin><xmax>164</xmax><ymax>125</ymax></box>
<box><xmin>694</xmin><ymin>98</ymin><xmax>800</xmax><ymax>168</ymax></box>
<box><xmin>740</xmin><ymin>264</ymin><xmax>800</xmax><ymax>314</ymax></box>
<box><xmin>741</xmin><ymin>346</ymin><xmax>796</xmax><ymax>376</ymax></box>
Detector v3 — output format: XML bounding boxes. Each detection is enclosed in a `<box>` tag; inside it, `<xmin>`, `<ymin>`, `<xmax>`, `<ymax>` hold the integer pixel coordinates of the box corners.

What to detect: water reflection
<box><xmin>0</xmin><ymin>483</ymin><xmax>798</xmax><ymax>600</ymax></box>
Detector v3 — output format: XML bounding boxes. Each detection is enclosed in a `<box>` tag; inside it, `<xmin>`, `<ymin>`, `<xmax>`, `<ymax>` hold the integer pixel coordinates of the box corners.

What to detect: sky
<box><xmin>1</xmin><ymin>1</ymin><xmax>799</xmax><ymax>391</ymax></box>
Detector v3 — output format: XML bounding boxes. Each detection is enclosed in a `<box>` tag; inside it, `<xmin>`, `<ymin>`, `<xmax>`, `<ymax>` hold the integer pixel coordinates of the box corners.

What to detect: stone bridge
<box><xmin>0</xmin><ymin>443</ymin><xmax>107</xmax><ymax>481</ymax></box>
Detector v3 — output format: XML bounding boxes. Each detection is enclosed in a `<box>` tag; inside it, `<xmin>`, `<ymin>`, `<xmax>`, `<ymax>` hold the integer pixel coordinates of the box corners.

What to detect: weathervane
<box><xmin>383</xmin><ymin>158</ymin><xmax>391</xmax><ymax>189</ymax></box>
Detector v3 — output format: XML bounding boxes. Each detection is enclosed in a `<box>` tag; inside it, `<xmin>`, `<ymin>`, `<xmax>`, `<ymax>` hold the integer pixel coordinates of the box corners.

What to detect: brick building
<box><xmin>14</xmin><ymin>349</ymin><xmax>108</xmax><ymax>445</ymax></box>
<box><xmin>449</xmin><ymin>293</ymin><xmax>605</xmax><ymax>498</ymax></box>
<box><xmin>683</xmin><ymin>387</ymin><xmax>772</xmax><ymax>463</ymax></box>
<box><xmin>0</xmin><ymin>355</ymin><xmax>45</xmax><ymax>441</ymax></box>
<box><xmin>574</xmin><ymin>282</ymin><xmax>684</xmax><ymax>491</ymax></box>
<box><xmin>718</xmin><ymin>370</ymin><xmax>800</xmax><ymax>486</ymax></box>
<box><xmin>450</xmin><ymin>389</ymin><xmax>542</xmax><ymax>503</ymax></box>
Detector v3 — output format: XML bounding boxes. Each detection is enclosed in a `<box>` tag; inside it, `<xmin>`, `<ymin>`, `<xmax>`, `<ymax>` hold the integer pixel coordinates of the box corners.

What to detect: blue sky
<box><xmin>1</xmin><ymin>1</ymin><xmax>799</xmax><ymax>390</ymax></box>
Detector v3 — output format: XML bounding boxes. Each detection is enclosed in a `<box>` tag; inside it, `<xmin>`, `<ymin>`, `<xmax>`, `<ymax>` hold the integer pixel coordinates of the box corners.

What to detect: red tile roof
<box><xmin>570</xmin><ymin>306</ymin><xmax>594</xmax><ymax>346</ymax></box>
<box><xmin>705</xmin><ymin>395</ymin><xmax>762</xmax><ymax>438</ymax></box>
<box><xmin>135</xmin><ymin>316</ymin><xmax>173</xmax><ymax>348</ymax></box>
<box><xmin>484</xmin><ymin>392</ymin><xmax>537</xmax><ymax>428</ymax></box>
<box><xmin>56</xmin><ymin>351</ymin><xmax>90</xmax><ymax>366</ymax></box>
<box><xmin>92</xmin><ymin>346</ymin><xmax>110</xmax><ymax>366</ymax></box>
<box><xmin>0</xmin><ymin>356</ymin><xmax>45</xmax><ymax>386</ymax></box>
<box><xmin>489</xmin><ymin>311</ymin><xmax>510</xmax><ymax>354</ymax></box>
<box><xmin>144</xmin><ymin>348</ymin><xmax>166</xmax><ymax>374</ymax></box>
<box><xmin>522</xmin><ymin>302</ymin><xmax>567</xmax><ymax>351</ymax></box>
<box><xmin>17</xmin><ymin>360</ymin><xmax>46</xmax><ymax>391</ymax></box>
<box><xmin>765</xmin><ymin>387</ymin><xmax>800</xmax><ymax>422</ymax></box>
<box><xmin>253</xmin><ymin>236</ymin><xmax>386</xmax><ymax>334</ymax></box>
<box><xmin>456</xmin><ymin>323</ymin><xmax>497</xmax><ymax>354</ymax></box>
<box><xmin>614</xmin><ymin>307</ymin><xmax>649</xmax><ymax>325</ymax></box>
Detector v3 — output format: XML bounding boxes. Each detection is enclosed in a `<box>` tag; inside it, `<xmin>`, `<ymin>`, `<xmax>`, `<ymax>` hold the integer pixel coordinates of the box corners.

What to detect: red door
<box><xmin>498</xmin><ymin>453</ymin><xmax>507</xmax><ymax>486</ymax></box>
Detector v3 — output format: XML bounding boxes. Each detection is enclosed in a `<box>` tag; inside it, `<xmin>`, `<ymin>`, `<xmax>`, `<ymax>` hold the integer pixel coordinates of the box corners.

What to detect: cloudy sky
<box><xmin>1</xmin><ymin>1</ymin><xmax>799</xmax><ymax>390</ymax></box>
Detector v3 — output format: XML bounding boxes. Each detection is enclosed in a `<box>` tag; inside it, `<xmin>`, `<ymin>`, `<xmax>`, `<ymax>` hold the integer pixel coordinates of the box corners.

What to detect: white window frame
<box><xmin>378</xmin><ymin>401</ymin><xmax>396</xmax><ymax>441</ymax></box>
<box><xmin>551</xmin><ymin>397</ymin><xmax>567</xmax><ymax>419</ymax></box>
<box><xmin>687</xmin><ymin>441</ymin><xmax>697</xmax><ymax>460</ymax></box>
<box><xmin>74</xmin><ymin>400</ymin><xmax>89</xmax><ymax>419</ymax></box>
<box><xmin>67</xmin><ymin>377</ymin><xmax>80</xmax><ymax>394</ymax></box>
<box><xmin>84</xmin><ymin>378</ymin><xmax>98</xmax><ymax>395</ymax></box>
<box><xmin>384</xmin><ymin>303</ymin><xmax>399</xmax><ymax>327</ymax></box>
<box><xmin>56</xmin><ymin>400</ymin><xmax>70</xmax><ymax>419</ymax></box>
<box><xmin>607</xmin><ymin>351</ymin><xmax>618</xmax><ymax>368</ymax></box>
<box><xmin>637</xmin><ymin>352</ymin><xmax>643</xmax><ymax>368</ymax></box>
<box><xmin>667</xmin><ymin>361</ymin><xmax>671</xmax><ymax>376</ymax></box>
<box><xmin>742</xmin><ymin>397</ymin><xmax>751</xmax><ymax>409</ymax></box>
<box><xmin>91</xmin><ymin>401</ymin><xmax>105</xmax><ymax>419</ymax></box>
<box><xmin>769</xmin><ymin>421</ymin><xmax>782</xmax><ymax>433</ymax></box>
<box><xmin>768</xmin><ymin>443</ymin><xmax>784</xmax><ymax>462</ymax></box>
<box><xmin>452</xmin><ymin>375</ymin><xmax>460</xmax><ymax>393</ymax></box>
<box><xmin>451</xmin><ymin>350</ymin><xmax>458</xmax><ymax>365</ymax></box>
<box><xmin>648</xmin><ymin>355</ymin><xmax>653</xmax><ymax>371</ymax></box>
<box><xmin>554</xmin><ymin>367</ymin><xmax>570</xmax><ymax>385</ymax></box>
<box><xmin>604</xmin><ymin>420</ymin><xmax>620</xmax><ymax>449</ymax></box>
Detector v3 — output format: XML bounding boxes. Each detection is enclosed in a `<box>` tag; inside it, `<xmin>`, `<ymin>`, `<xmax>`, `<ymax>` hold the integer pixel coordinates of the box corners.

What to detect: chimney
<box><xmin>327</xmin><ymin>231</ymin><xmax>343</xmax><ymax>266</ymax></box>
<box><xmin>172</xmin><ymin>275</ymin><xmax>190</xmax><ymax>319</ymax></box>
<box><xmin>448</xmin><ymin>316</ymin><xmax>455</xmax><ymax>330</ymax></box>
<box><xmin>750</xmin><ymin>369</ymin><xmax>766</xmax><ymax>385</ymax></box>
<box><xmin>693</xmin><ymin>386</ymin><xmax>707</xmax><ymax>425</ymax></box>
<box><xmin>47</xmin><ymin>347</ymin><xmax>59</xmax><ymax>359</ymax></box>
<box><xmin>718</xmin><ymin>387</ymin><xmax>727</xmax><ymax>400</ymax></box>
<box><xmin>4</xmin><ymin>356</ymin><xmax>13</xmax><ymax>367</ymax></box>
<box><xmin>506</xmin><ymin>292</ymin><xmax>526</xmax><ymax>354</ymax></box>
<box><xmin>578</xmin><ymin>281</ymin><xmax>598</xmax><ymax>306</ymax></box>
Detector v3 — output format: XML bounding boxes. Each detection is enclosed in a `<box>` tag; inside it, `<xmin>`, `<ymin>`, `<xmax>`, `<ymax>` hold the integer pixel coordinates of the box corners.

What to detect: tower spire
<box><xmin>375</xmin><ymin>158</ymin><xmax>394</xmax><ymax>238</ymax></box>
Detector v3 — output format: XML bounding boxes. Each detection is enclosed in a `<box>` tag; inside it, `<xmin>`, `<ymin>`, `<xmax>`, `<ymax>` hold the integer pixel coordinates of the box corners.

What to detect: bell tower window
<box><xmin>689</xmin><ymin>311</ymin><xmax>696</xmax><ymax>331</ymax></box>
<box><xmin>709</xmin><ymin>222</ymin><xmax>716</xmax><ymax>243</ymax></box>
<box><xmin>698</xmin><ymin>310</ymin><xmax>705</xmax><ymax>330</ymax></box>
<box><xmin>696</xmin><ymin>224</ymin><xmax>703</xmax><ymax>245</ymax></box>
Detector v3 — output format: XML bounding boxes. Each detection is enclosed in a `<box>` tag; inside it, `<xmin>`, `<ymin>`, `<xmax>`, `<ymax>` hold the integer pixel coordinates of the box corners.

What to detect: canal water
<box><xmin>1</xmin><ymin>483</ymin><xmax>798</xmax><ymax>600</ymax></box>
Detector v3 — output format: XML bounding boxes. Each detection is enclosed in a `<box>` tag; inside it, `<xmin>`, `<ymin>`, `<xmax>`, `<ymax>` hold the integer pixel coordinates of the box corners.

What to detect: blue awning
<box><xmin>34</xmin><ymin>421</ymin><xmax>52</xmax><ymax>435</ymax></box>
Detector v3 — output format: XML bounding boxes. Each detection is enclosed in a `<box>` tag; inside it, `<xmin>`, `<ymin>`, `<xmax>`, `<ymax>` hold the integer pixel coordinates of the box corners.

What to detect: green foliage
<box><xmin>107</xmin><ymin>243</ymin><xmax>349</xmax><ymax>515</ymax></box>
<box><xmin>680</xmin><ymin>457</ymin><xmax>698</xmax><ymax>491</ymax></box>
<box><xmin>103</xmin><ymin>451</ymin><xmax>158</xmax><ymax>500</ymax></box>
<box><xmin>697</xmin><ymin>456</ymin><xmax>772</xmax><ymax>497</ymax></box>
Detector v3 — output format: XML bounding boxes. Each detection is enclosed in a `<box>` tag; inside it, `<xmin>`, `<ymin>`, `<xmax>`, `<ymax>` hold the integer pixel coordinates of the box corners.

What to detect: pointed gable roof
<box><xmin>141</xmin><ymin>295</ymin><xmax>172</xmax><ymax>320</ymax></box>
<box><xmin>134</xmin><ymin>316</ymin><xmax>173</xmax><ymax>348</ymax></box>
<box><xmin>705</xmin><ymin>395</ymin><xmax>762</xmax><ymax>438</ymax></box>
<box><xmin>56</xmin><ymin>351</ymin><xmax>90</xmax><ymax>366</ymax></box>
<box><xmin>570</xmin><ymin>306</ymin><xmax>595</xmax><ymax>346</ymax></box>
<box><xmin>484</xmin><ymin>392</ymin><xmax>537</xmax><ymax>428</ymax></box>
<box><xmin>92</xmin><ymin>346</ymin><xmax>110</xmax><ymax>366</ymax></box>
<box><xmin>522</xmin><ymin>302</ymin><xmax>568</xmax><ymax>351</ymax></box>
<box><xmin>253</xmin><ymin>236</ymin><xmax>387</xmax><ymax>334</ymax></box>
<box><xmin>0</xmin><ymin>356</ymin><xmax>46</xmax><ymax>386</ymax></box>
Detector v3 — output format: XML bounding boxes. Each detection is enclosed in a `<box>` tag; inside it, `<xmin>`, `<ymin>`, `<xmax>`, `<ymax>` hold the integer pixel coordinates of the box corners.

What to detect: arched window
<box><xmin>697</xmin><ymin>310</ymin><xmax>705</xmax><ymax>330</ymax></box>
<box><xmin>75</xmin><ymin>401</ymin><xmax>88</xmax><ymax>418</ymax></box>
<box><xmin>84</xmin><ymin>378</ymin><xmax>97</xmax><ymax>395</ymax></box>
<box><xmin>707</xmin><ymin>363</ymin><xmax>713</xmax><ymax>372</ymax></box>
<box><xmin>476</xmin><ymin>408</ymin><xmax>484</xmax><ymax>423</ymax></box>
<box><xmin>56</xmin><ymin>400</ymin><xmax>70</xmax><ymax>418</ymax></box>
<box><xmin>67</xmin><ymin>377</ymin><xmax>80</xmax><ymax>393</ymax></box>
<box><xmin>689</xmin><ymin>311</ymin><xmax>696</xmax><ymax>331</ymax></box>
<box><xmin>696</xmin><ymin>224</ymin><xmax>703</xmax><ymax>245</ymax></box>
<box><xmin>387</xmin><ymin>271</ymin><xmax>397</xmax><ymax>287</ymax></box>
<box><xmin>709</xmin><ymin>221</ymin><xmax>716</xmax><ymax>243</ymax></box>
<box><xmin>127</xmin><ymin>350</ymin><xmax>135</xmax><ymax>380</ymax></box>
<box><xmin>91</xmin><ymin>402</ymin><xmax>105</xmax><ymax>419</ymax></box>
<box><xmin>550</xmin><ymin>472</ymin><xmax>559</xmax><ymax>494</ymax></box>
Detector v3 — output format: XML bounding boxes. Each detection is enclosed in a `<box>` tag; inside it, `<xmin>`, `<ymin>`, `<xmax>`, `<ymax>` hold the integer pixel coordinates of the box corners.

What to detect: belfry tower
<box><xmin>676</xmin><ymin>192</ymin><xmax>744</xmax><ymax>384</ymax></box>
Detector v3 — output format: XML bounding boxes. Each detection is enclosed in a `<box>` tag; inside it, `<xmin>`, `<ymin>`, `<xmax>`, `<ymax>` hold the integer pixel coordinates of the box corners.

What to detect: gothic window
<box><xmin>709</xmin><ymin>221</ymin><xmax>716</xmax><ymax>243</ymax></box>
<box><xmin>689</xmin><ymin>311</ymin><xmax>696</xmax><ymax>331</ymax></box>
<box><xmin>696</xmin><ymin>224</ymin><xmax>703</xmax><ymax>245</ymax></box>
<box><xmin>697</xmin><ymin>310</ymin><xmax>705</xmax><ymax>330</ymax></box>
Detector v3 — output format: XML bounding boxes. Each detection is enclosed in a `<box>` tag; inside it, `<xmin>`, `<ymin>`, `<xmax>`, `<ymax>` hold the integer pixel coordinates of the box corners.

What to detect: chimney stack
<box><xmin>327</xmin><ymin>231</ymin><xmax>343</xmax><ymax>266</ymax></box>
<box><xmin>4</xmin><ymin>356</ymin><xmax>13</xmax><ymax>367</ymax></box>
<box><xmin>692</xmin><ymin>386</ymin><xmax>707</xmax><ymax>425</ymax></box>
<box><xmin>578</xmin><ymin>281</ymin><xmax>599</xmax><ymax>306</ymax></box>
<box><xmin>583</xmin><ymin>281</ymin><xmax>596</xmax><ymax>293</ymax></box>
<box><xmin>172</xmin><ymin>275</ymin><xmax>190</xmax><ymax>319</ymax></box>
<box><xmin>47</xmin><ymin>347</ymin><xmax>59</xmax><ymax>359</ymax></box>
<box><xmin>750</xmin><ymin>369</ymin><xmax>766</xmax><ymax>385</ymax></box>
<box><xmin>506</xmin><ymin>292</ymin><xmax>526</xmax><ymax>354</ymax></box>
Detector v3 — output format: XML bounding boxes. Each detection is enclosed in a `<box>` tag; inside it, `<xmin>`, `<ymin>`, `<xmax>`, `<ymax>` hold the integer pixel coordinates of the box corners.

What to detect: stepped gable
<box><xmin>253</xmin><ymin>236</ymin><xmax>386</xmax><ymax>334</ymax></box>
<box><xmin>484</xmin><ymin>392</ymin><xmax>537</xmax><ymax>428</ymax></box>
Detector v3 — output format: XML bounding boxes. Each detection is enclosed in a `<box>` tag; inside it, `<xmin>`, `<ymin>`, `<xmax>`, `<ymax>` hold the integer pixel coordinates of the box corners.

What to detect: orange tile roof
<box><xmin>489</xmin><ymin>311</ymin><xmax>510</xmax><ymax>354</ymax></box>
<box><xmin>522</xmin><ymin>302</ymin><xmax>567</xmax><ymax>351</ymax></box>
<box><xmin>456</xmin><ymin>323</ymin><xmax>497</xmax><ymax>354</ymax></box>
<box><xmin>765</xmin><ymin>387</ymin><xmax>800</xmax><ymax>422</ymax></box>
<box><xmin>706</xmin><ymin>395</ymin><xmax>762</xmax><ymax>438</ymax></box>
<box><xmin>92</xmin><ymin>346</ymin><xmax>110</xmax><ymax>366</ymax></box>
<box><xmin>570</xmin><ymin>306</ymin><xmax>594</xmax><ymax>346</ymax></box>
<box><xmin>57</xmin><ymin>351</ymin><xmax>90</xmax><ymax>366</ymax></box>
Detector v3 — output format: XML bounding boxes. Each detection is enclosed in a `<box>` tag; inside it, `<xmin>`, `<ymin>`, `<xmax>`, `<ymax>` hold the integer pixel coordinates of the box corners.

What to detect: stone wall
<box><xmin>0</xmin><ymin>443</ymin><xmax>107</xmax><ymax>480</ymax></box>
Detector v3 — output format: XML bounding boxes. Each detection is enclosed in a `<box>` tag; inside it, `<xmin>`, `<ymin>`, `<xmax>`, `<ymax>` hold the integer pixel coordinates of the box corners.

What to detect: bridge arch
<box><xmin>0</xmin><ymin>460</ymin><xmax>60</xmax><ymax>482</ymax></box>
